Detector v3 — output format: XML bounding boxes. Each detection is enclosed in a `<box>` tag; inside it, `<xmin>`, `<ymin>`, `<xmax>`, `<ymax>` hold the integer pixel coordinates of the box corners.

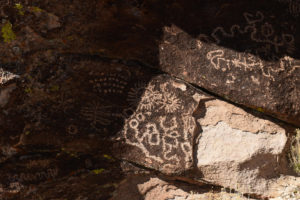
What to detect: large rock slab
<box><xmin>68</xmin><ymin>0</ymin><xmax>300</xmax><ymax>126</ymax></box>
<box><xmin>115</xmin><ymin>73</ymin><xmax>299</xmax><ymax>198</ymax></box>
<box><xmin>195</xmin><ymin>98</ymin><xmax>297</xmax><ymax>198</ymax></box>
<box><xmin>158</xmin><ymin>0</ymin><xmax>300</xmax><ymax>126</ymax></box>
<box><xmin>115</xmin><ymin>75</ymin><xmax>201</xmax><ymax>174</ymax></box>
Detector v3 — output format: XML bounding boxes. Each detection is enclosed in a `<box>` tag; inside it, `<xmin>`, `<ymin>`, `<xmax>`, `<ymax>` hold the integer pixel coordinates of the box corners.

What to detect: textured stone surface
<box><xmin>0</xmin><ymin>58</ymin><xmax>141</xmax><ymax>199</ymax></box>
<box><xmin>115</xmin><ymin>75</ymin><xmax>201</xmax><ymax>174</ymax></box>
<box><xmin>0</xmin><ymin>0</ymin><xmax>299</xmax><ymax>199</ymax></box>
<box><xmin>159</xmin><ymin>0</ymin><xmax>300</xmax><ymax>126</ymax></box>
<box><xmin>195</xmin><ymin>98</ymin><xmax>294</xmax><ymax>197</ymax></box>
<box><xmin>115</xmin><ymin>72</ymin><xmax>298</xmax><ymax>198</ymax></box>
<box><xmin>111</xmin><ymin>174</ymin><xmax>256</xmax><ymax>200</ymax></box>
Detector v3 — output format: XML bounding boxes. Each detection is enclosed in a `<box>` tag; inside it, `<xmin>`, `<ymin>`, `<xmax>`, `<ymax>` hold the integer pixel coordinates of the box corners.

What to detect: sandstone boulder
<box><xmin>195</xmin><ymin>98</ymin><xmax>297</xmax><ymax>198</ymax></box>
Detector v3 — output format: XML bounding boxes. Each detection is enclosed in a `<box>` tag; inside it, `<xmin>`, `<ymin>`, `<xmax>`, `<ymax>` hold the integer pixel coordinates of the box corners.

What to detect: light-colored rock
<box><xmin>196</xmin><ymin>99</ymin><xmax>294</xmax><ymax>198</ymax></box>
<box><xmin>111</xmin><ymin>175</ymin><xmax>187</xmax><ymax>200</ymax></box>
<box><xmin>111</xmin><ymin>175</ymin><xmax>255</xmax><ymax>200</ymax></box>
<box><xmin>0</xmin><ymin>68</ymin><xmax>19</xmax><ymax>85</ymax></box>
<box><xmin>268</xmin><ymin>176</ymin><xmax>300</xmax><ymax>200</ymax></box>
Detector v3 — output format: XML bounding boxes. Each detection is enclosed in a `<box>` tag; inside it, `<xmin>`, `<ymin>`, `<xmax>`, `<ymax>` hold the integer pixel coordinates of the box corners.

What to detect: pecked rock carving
<box><xmin>159</xmin><ymin>8</ymin><xmax>300</xmax><ymax>126</ymax></box>
<box><xmin>117</xmin><ymin>75</ymin><xmax>201</xmax><ymax>174</ymax></box>
<box><xmin>115</xmin><ymin>72</ymin><xmax>299</xmax><ymax>198</ymax></box>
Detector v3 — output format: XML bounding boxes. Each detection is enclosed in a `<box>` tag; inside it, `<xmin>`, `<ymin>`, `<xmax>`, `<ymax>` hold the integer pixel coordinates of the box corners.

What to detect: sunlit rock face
<box><xmin>195</xmin><ymin>98</ymin><xmax>293</xmax><ymax>197</ymax></box>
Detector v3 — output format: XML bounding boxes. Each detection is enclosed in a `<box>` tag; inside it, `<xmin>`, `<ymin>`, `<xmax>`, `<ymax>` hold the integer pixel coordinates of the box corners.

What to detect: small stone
<box><xmin>46</xmin><ymin>13</ymin><xmax>61</xmax><ymax>30</ymax></box>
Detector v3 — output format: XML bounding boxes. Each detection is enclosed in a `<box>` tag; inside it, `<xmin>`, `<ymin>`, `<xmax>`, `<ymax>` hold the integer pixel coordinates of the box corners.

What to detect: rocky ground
<box><xmin>0</xmin><ymin>0</ymin><xmax>299</xmax><ymax>200</ymax></box>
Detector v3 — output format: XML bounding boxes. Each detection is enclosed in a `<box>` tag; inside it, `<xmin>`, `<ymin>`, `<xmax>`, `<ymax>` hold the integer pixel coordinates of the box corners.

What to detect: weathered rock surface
<box><xmin>56</xmin><ymin>0</ymin><xmax>299</xmax><ymax>126</ymax></box>
<box><xmin>115</xmin><ymin>75</ymin><xmax>201</xmax><ymax>174</ymax></box>
<box><xmin>111</xmin><ymin>174</ymin><xmax>256</xmax><ymax>200</ymax></box>
<box><xmin>195</xmin><ymin>98</ymin><xmax>296</xmax><ymax>197</ymax></box>
<box><xmin>0</xmin><ymin>58</ymin><xmax>139</xmax><ymax>199</ymax></box>
<box><xmin>116</xmin><ymin>73</ymin><xmax>299</xmax><ymax>198</ymax></box>
<box><xmin>158</xmin><ymin>0</ymin><xmax>300</xmax><ymax>126</ymax></box>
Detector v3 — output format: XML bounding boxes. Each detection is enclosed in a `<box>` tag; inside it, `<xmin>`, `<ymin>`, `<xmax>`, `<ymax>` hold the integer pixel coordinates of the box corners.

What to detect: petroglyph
<box><xmin>211</xmin><ymin>11</ymin><xmax>295</xmax><ymax>54</ymax></box>
<box><xmin>206</xmin><ymin>49</ymin><xmax>281</xmax><ymax>80</ymax></box>
<box><xmin>7</xmin><ymin>168</ymin><xmax>58</xmax><ymax>183</ymax></box>
<box><xmin>278</xmin><ymin>0</ymin><xmax>300</xmax><ymax>17</ymax></box>
<box><xmin>66</xmin><ymin>124</ymin><xmax>79</xmax><ymax>135</ymax></box>
<box><xmin>120</xmin><ymin>76</ymin><xmax>200</xmax><ymax>174</ymax></box>
<box><xmin>207</xmin><ymin>49</ymin><xmax>268</xmax><ymax>81</ymax></box>
<box><xmin>26</xmin><ymin>159</ymin><xmax>51</xmax><ymax>169</ymax></box>
<box><xmin>207</xmin><ymin>49</ymin><xmax>263</xmax><ymax>71</ymax></box>
<box><xmin>90</xmin><ymin>71</ymin><xmax>130</xmax><ymax>95</ymax></box>
<box><xmin>128</xmin><ymin>81</ymin><xmax>182</xmax><ymax>113</ymax></box>
<box><xmin>279</xmin><ymin>56</ymin><xmax>300</xmax><ymax>75</ymax></box>
<box><xmin>81</xmin><ymin>101</ymin><xmax>123</xmax><ymax>129</ymax></box>
<box><xmin>206</xmin><ymin>11</ymin><xmax>297</xmax><ymax>82</ymax></box>
<box><xmin>126</xmin><ymin>81</ymin><xmax>161</xmax><ymax>109</ymax></box>
<box><xmin>0</xmin><ymin>68</ymin><xmax>19</xmax><ymax>85</ymax></box>
<box><xmin>160</xmin><ymin>92</ymin><xmax>182</xmax><ymax>113</ymax></box>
